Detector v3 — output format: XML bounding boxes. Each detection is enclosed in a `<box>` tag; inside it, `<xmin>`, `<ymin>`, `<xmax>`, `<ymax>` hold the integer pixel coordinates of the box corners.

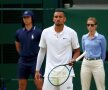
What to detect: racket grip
<box><xmin>68</xmin><ymin>59</ymin><xmax>76</xmax><ymax>66</ymax></box>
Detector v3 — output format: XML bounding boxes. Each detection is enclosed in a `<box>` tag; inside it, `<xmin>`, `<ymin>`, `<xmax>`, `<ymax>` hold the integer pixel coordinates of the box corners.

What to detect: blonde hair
<box><xmin>87</xmin><ymin>17</ymin><xmax>97</xmax><ymax>25</ymax></box>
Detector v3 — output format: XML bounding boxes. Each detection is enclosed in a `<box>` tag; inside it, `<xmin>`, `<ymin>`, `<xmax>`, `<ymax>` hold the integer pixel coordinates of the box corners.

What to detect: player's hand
<box><xmin>68</xmin><ymin>59</ymin><xmax>76</xmax><ymax>66</ymax></box>
<box><xmin>35</xmin><ymin>71</ymin><xmax>43</xmax><ymax>90</ymax></box>
<box><xmin>35</xmin><ymin>71</ymin><xmax>41</xmax><ymax>80</ymax></box>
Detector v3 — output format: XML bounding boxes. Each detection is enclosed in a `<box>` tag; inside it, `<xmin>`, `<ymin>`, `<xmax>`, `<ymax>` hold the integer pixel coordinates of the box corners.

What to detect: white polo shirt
<box><xmin>39</xmin><ymin>25</ymin><xmax>80</xmax><ymax>77</ymax></box>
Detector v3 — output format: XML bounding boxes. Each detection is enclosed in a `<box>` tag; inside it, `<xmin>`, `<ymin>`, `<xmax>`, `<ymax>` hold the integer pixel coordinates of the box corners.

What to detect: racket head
<box><xmin>48</xmin><ymin>64</ymin><xmax>71</xmax><ymax>86</ymax></box>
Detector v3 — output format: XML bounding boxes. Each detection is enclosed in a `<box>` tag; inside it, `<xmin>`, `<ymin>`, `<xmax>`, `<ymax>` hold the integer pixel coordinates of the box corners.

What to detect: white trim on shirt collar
<box><xmin>87</xmin><ymin>31</ymin><xmax>98</xmax><ymax>37</ymax></box>
<box><xmin>95</xmin><ymin>32</ymin><xmax>98</xmax><ymax>37</ymax></box>
<box><xmin>53</xmin><ymin>24</ymin><xmax>65</xmax><ymax>33</ymax></box>
<box><xmin>33</xmin><ymin>26</ymin><xmax>35</xmax><ymax>30</ymax></box>
<box><xmin>23</xmin><ymin>26</ymin><xmax>35</xmax><ymax>31</ymax></box>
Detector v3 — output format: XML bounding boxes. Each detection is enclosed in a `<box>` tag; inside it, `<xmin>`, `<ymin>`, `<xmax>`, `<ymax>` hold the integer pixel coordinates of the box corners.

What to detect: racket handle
<box><xmin>75</xmin><ymin>51</ymin><xmax>86</xmax><ymax>62</ymax></box>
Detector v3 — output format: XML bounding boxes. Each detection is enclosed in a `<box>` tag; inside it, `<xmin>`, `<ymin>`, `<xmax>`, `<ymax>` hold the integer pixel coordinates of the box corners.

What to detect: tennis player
<box><xmin>81</xmin><ymin>17</ymin><xmax>106</xmax><ymax>90</ymax></box>
<box><xmin>15</xmin><ymin>10</ymin><xmax>43</xmax><ymax>90</ymax></box>
<box><xmin>35</xmin><ymin>9</ymin><xmax>80</xmax><ymax>90</ymax></box>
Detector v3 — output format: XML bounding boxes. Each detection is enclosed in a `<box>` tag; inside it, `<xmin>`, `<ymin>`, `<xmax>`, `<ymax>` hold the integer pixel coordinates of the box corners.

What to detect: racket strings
<box><xmin>49</xmin><ymin>66</ymin><xmax>69</xmax><ymax>77</ymax></box>
<box><xmin>48</xmin><ymin>66</ymin><xmax>69</xmax><ymax>86</ymax></box>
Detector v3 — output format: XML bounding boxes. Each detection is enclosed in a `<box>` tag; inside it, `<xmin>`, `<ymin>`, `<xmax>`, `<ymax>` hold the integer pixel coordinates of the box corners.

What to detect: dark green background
<box><xmin>0</xmin><ymin>0</ymin><xmax>108</xmax><ymax>90</ymax></box>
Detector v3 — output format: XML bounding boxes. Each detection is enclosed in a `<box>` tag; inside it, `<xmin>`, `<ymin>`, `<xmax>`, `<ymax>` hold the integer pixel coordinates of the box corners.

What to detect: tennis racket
<box><xmin>48</xmin><ymin>51</ymin><xmax>86</xmax><ymax>86</ymax></box>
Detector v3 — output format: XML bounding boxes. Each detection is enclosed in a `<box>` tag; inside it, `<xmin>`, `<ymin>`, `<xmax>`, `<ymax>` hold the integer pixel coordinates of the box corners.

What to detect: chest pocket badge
<box><xmin>31</xmin><ymin>34</ymin><xmax>34</xmax><ymax>40</ymax></box>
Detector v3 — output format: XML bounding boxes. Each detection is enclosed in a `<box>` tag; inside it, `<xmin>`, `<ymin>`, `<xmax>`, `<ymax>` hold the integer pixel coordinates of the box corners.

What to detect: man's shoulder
<box><xmin>64</xmin><ymin>25</ymin><xmax>77</xmax><ymax>36</ymax></box>
<box><xmin>35</xmin><ymin>26</ymin><xmax>42</xmax><ymax>31</ymax></box>
<box><xmin>64</xmin><ymin>25</ymin><xmax>76</xmax><ymax>32</ymax></box>
<box><xmin>16</xmin><ymin>28</ymin><xmax>23</xmax><ymax>33</ymax></box>
<box><xmin>34</xmin><ymin>26</ymin><xmax>42</xmax><ymax>34</ymax></box>
<box><xmin>42</xmin><ymin>26</ymin><xmax>53</xmax><ymax>33</ymax></box>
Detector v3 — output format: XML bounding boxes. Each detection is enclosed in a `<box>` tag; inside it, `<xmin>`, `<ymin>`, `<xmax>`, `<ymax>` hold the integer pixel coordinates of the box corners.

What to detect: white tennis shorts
<box><xmin>42</xmin><ymin>76</ymin><xmax>73</xmax><ymax>90</ymax></box>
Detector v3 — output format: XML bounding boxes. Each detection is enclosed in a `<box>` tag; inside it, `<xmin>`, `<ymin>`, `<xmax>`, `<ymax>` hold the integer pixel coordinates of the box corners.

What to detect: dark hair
<box><xmin>54</xmin><ymin>9</ymin><xmax>65</xmax><ymax>16</ymax></box>
<box><xmin>21</xmin><ymin>10</ymin><xmax>35</xmax><ymax>27</ymax></box>
<box><xmin>54</xmin><ymin>9</ymin><xmax>64</xmax><ymax>13</ymax></box>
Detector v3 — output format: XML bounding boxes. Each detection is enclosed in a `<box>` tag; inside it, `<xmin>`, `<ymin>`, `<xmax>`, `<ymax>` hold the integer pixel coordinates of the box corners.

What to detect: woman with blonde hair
<box><xmin>81</xmin><ymin>17</ymin><xmax>106</xmax><ymax>90</ymax></box>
